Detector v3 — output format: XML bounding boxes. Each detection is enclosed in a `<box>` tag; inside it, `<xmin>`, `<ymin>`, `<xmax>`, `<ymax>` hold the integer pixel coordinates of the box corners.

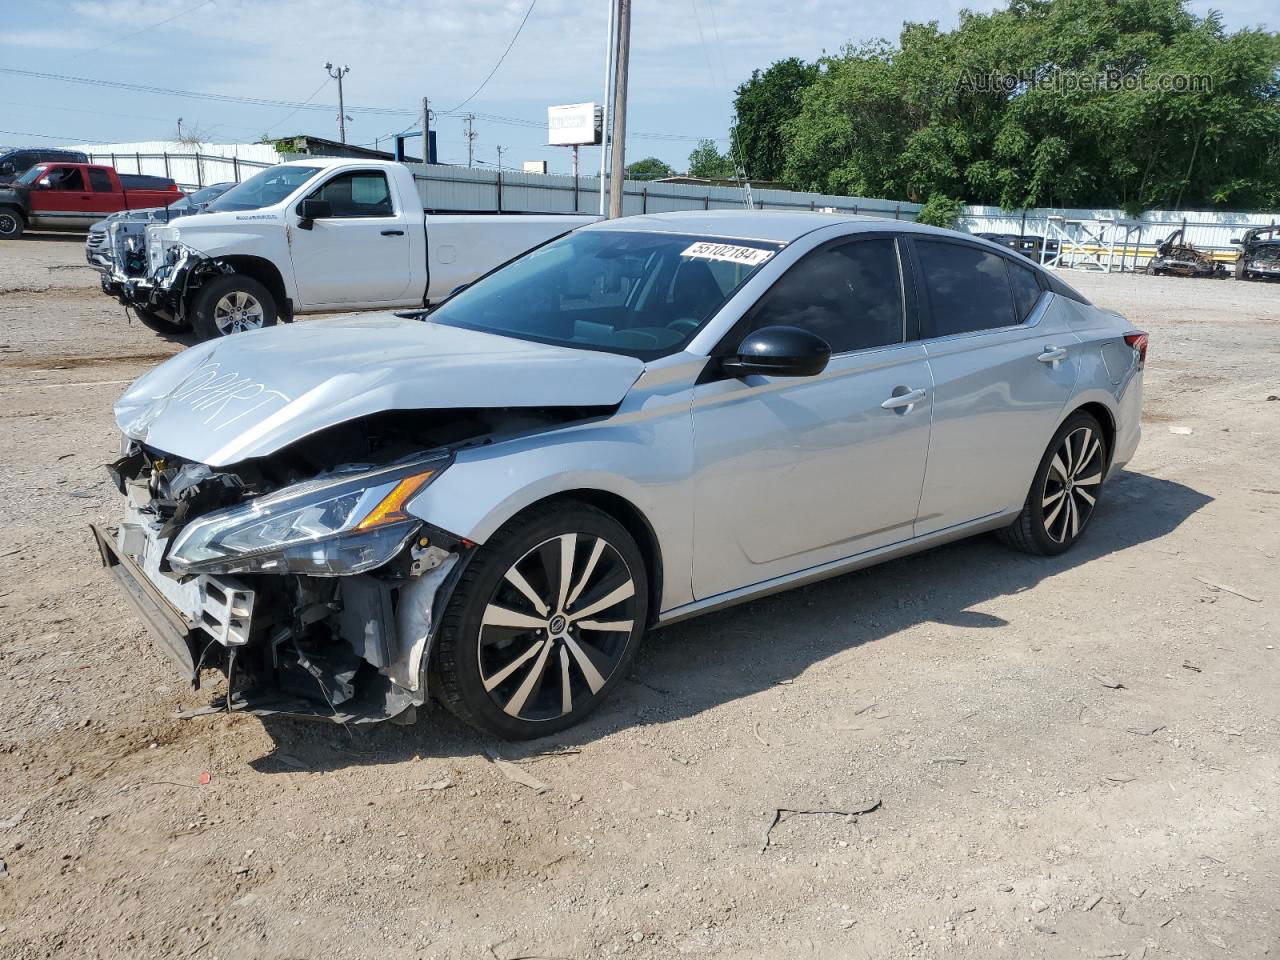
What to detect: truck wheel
<box><xmin>191</xmin><ymin>275</ymin><xmax>277</xmax><ymax>341</ymax></box>
<box><xmin>133</xmin><ymin>307</ymin><xmax>190</xmax><ymax>334</ymax></box>
<box><xmin>0</xmin><ymin>210</ymin><xmax>25</xmax><ymax>240</ymax></box>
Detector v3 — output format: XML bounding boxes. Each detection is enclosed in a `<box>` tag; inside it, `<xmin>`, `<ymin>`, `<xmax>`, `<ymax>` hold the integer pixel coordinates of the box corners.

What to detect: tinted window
<box><xmin>430</xmin><ymin>230</ymin><xmax>778</xmax><ymax>360</ymax></box>
<box><xmin>88</xmin><ymin>168</ymin><xmax>113</xmax><ymax>192</ymax></box>
<box><xmin>916</xmin><ymin>240</ymin><xmax>1016</xmax><ymax>335</ymax></box>
<box><xmin>1008</xmin><ymin>260</ymin><xmax>1043</xmax><ymax>320</ymax></box>
<box><xmin>309</xmin><ymin>171</ymin><xmax>393</xmax><ymax>217</ymax></box>
<box><xmin>746</xmin><ymin>238</ymin><xmax>903</xmax><ymax>353</ymax></box>
<box><xmin>48</xmin><ymin>167</ymin><xmax>85</xmax><ymax>191</ymax></box>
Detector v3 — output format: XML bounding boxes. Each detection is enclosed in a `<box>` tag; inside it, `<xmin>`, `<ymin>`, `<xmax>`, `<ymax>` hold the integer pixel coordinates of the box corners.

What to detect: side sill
<box><xmin>655</xmin><ymin>511</ymin><xmax>1016</xmax><ymax>628</ymax></box>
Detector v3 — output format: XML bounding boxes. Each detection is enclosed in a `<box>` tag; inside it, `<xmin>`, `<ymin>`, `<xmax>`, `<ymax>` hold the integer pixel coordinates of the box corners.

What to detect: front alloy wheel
<box><xmin>434</xmin><ymin>502</ymin><xmax>649</xmax><ymax>739</ymax></box>
<box><xmin>213</xmin><ymin>290</ymin><xmax>265</xmax><ymax>335</ymax></box>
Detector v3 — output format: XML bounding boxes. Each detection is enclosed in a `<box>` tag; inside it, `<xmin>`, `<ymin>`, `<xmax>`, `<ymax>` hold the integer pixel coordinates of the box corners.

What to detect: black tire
<box><xmin>998</xmin><ymin>411</ymin><xmax>1107</xmax><ymax>556</ymax></box>
<box><xmin>0</xmin><ymin>209</ymin><xmax>25</xmax><ymax>240</ymax></box>
<box><xmin>133</xmin><ymin>306</ymin><xmax>190</xmax><ymax>334</ymax></box>
<box><xmin>433</xmin><ymin>501</ymin><xmax>649</xmax><ymax>740</ymax></box>
<box><xmin>1234</xmin><ymin>260</ymin><xmax>1247</xmax><ymax>281</ymax></box>
<box><xmin>190</xmin><ymin>274</ymin><xmax>277</xmax><ymax>341</ymax></box>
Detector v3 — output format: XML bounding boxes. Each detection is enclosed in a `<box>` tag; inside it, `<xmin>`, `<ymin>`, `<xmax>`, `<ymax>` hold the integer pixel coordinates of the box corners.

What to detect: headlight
<box><xmin>168</xmin><ymin>456</ymin><xmax>446</xmax><ymax>577</ymax></box>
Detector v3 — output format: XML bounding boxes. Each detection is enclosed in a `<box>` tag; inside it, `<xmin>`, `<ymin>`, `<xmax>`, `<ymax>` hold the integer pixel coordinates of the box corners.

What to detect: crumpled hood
<box><xmin>114</xmin><ymin>314</ymin><xmax>645</xmax><ymax>466</ymax></box>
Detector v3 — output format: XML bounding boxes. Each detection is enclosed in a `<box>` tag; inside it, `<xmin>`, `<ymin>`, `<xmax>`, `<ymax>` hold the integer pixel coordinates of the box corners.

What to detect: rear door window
<box><xmin>88</xmin><ymin>168</ymin><xmax>114</xmax><ymax>192</ymax></box>
<box><xmin>744</xmin><ymin>238</ymin><xmax>904</xmax><ymax>353</ymax></box>
<box><xmin>1007</xmin><ymin>260</ymin><xmax>1044</xmax><ymax>321</ymax></box>
<box><xmin>915</xmin><ymin>240</ymin><xmax>1017</xmax><ymax>336</ymax></box>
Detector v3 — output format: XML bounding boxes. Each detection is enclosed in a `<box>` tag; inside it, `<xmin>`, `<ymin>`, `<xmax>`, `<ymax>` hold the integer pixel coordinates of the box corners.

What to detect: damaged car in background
<box><xmin>94</xmin><ymin>211</ymin><xmax>1146</xmax><ymax>740</ymax></box>
<box><xmin>1231</xmin><ymin>226</ymin><xmax>1280</xmax><ymax>281</ymax></box>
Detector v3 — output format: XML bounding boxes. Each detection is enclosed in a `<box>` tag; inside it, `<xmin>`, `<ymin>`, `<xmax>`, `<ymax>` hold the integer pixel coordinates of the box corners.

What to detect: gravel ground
<box><xmin>0</xmin><ymin>234</ymin><xmax>1277</xmax><ymax>960</ymax></box>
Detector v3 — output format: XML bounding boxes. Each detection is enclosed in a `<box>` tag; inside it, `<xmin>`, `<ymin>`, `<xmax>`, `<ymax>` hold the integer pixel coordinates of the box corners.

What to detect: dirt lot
<box><xmin>0</xmin><ymin>233</ymin><xmax>1277</xmax><ymax>960</ymax></box>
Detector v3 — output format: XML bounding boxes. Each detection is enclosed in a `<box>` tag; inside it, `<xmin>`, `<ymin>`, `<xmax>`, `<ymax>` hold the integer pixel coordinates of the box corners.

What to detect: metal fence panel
<box><xmin>63</xmin><ymin>147</ymin><xmax>1277</xmax><ymax>265</ymax></box>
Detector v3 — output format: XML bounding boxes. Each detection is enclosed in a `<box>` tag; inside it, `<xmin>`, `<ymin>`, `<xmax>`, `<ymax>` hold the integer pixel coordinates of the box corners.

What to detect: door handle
<box><xmin>381</xmin><ymin>229</ymin><xmax>405</xmax><ymax>236</ymax></box>
<box><xmin>1037</xmin><ymin>346</ymin><xmax>1068</xmax><ymax>364</ymax></box>
<box><xmin>881</xmin><ymin>387</ymin><xmax>927</xmax><ymax>410</ymax></box>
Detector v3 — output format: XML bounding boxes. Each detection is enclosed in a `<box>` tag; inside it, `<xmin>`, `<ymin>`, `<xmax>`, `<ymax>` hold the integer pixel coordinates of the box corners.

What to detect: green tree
<box><xmin>779</xmin><ymin>0</ymin><xmax>1280</xmax><ymax>211</ymax></box>
<box><xmin>625</xmin><ymin>156</ymin><xmax>675</xmax><ymax>181</ymax></box>
<box><xmin>687</xmin><ymin>139</ymin><xmax>736</xmax><ymax>179</ymax></box>
<box><xmin>915</xmin><ymin>195</ymin><xmax>965</xmax><ymax>228</ymax></box>
<box><xmin>731</xmin><ymin>57</ymin><xmax>819</xmax><ymax>181</ymax></box>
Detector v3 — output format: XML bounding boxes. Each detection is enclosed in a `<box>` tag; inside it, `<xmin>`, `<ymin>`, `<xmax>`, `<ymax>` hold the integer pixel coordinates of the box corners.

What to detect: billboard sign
<box><xmin>548</xmin><ymin>103</ymin><xmax>601</xmax><ymax>146</ymax></box>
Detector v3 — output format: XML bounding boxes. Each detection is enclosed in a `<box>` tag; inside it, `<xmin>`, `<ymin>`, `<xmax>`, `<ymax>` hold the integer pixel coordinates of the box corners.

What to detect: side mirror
<box><xmin>0</xmin><ymin>162</ymin><xmax>13</xmax><ymax>176</ymax></box>
<box><xmin>296</xmin><ymin>198</ymin><xmax>332</xmax><ymax>230</ymax></box>
<box><xmin>37</xmin><ymin>177</ymin><xmax>52</xmax><ymax>189</ymax></box>
<box><xmin>722</xmin><ymin>325</ymin><xmax>831</xmax><ymax>379</ymax></box>
<box><xmin>1230</xmin><ymin>238</ymin><xmax>1241</xmax><ymax>244</ymax></box>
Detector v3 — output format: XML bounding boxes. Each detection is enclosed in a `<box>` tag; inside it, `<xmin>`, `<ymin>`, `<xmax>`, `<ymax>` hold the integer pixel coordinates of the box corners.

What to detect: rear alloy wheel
<box><xmin>434</xmin><ymin>503</ymin><xmax>648</xmax><ymax>739</ymax></box>
<box><xmin>998</xmin><ymin>412</ymin><xmax>1107</xmax><ymax>556</ymax></box>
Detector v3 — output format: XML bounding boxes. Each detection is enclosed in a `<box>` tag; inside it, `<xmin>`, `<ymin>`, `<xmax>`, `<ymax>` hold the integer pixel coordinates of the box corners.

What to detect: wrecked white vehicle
<box><xmin>96</xmin><ymin>158</ymin><xmax>594</xmax><ymax>341</ymax></box>
<box><xmin>94</xmin><ymin>212</ymin><xmax>1144</xmax><ymax>740</ymax></box>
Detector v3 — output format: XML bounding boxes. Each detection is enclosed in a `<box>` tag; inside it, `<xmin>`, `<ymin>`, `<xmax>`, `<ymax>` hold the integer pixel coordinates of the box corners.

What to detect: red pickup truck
<box><xmin>0</xmin><ymin>162</ymin><xmax>182</xmax><ymax>239</ymax></box>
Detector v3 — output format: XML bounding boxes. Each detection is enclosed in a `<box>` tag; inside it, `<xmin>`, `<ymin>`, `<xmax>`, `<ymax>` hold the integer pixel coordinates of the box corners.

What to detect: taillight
<box><xmin>1124</xmin><ymin>332</ymin><xmax>1148</xmax><ymax>368</ymax></box>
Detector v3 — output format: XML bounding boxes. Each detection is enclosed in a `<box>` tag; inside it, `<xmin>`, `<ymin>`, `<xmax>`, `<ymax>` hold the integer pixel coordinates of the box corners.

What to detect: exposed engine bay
<box><xmin>93</xmin><ymin>406</ymin><xmax>604</xmax><ymax>723</ymax></box>
<box><xmin>97</xmin><ymin>221</ymin><xmax>230</xmax><ymax>328</ymax></box>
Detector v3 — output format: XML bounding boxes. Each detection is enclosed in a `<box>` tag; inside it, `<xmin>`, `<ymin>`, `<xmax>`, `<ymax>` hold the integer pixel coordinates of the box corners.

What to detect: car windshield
<box><xmin>428</xmin><ymin>229</ymin><xmax>781</xmax><ymax>360</ymax></box>
<box><xmin>15</xmin><ymin>164</ymin><xmax>47</xmax><ymax>186</ymax></box>
<box><xmin>205</xmin><ymin>165</ymin><xmax>321</xmax><ymax>212</ymax></box>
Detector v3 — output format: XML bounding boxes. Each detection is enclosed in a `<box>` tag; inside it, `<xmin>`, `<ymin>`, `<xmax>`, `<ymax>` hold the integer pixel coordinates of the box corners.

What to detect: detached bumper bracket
<box><xmin>90</xmin><ymin>523</ymin><xmax>199</xmax><ymax>682</ymax></box>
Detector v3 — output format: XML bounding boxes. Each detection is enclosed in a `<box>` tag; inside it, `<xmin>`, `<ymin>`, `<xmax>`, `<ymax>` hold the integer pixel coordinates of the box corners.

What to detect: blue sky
<box><xmin>0</xmin><ymin>0</ymin><xmax>1272</xmax><ymax>173</ymax></box>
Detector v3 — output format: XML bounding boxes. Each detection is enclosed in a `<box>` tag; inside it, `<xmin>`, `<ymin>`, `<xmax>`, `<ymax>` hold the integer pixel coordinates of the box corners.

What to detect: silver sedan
<box><xmin>97</xmin><ymin>211</ymin><xmax>1145</xmax><ymax>739</ymax></box>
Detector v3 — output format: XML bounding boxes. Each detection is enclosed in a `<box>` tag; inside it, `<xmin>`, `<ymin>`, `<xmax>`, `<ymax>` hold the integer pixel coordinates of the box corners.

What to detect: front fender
<box><xmin>405</xmin><ymin>404</ymin><xmax>697</xmax><ymax>613</ymax></box>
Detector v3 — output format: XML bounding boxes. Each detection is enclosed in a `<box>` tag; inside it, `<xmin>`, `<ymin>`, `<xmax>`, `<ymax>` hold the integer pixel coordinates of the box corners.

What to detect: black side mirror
<box><xmin>297</xmin><ymin>198</ymin><xmax>333</xmax><ymax>230</ymax></box>
<box><xmin>722</xmin><ymin>325</ymin><xmax>831</xmax><ymax>379</ymax></box>
<box><xmin>1230</xmin><ymin>238</ymin><xmax>1241</xmax><ymax>244</ymax></box>
<box><xmin>0</xmin><ymin>162</ymin><xmax>13</xmax><ymax>176</ymax></box>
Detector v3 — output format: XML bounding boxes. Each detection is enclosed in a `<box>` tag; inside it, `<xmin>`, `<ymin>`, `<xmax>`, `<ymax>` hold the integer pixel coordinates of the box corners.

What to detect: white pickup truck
<box><xmin>94</xmin><ymin>158</ymin><xmax>597</xmax><ymax>340</ymax></box>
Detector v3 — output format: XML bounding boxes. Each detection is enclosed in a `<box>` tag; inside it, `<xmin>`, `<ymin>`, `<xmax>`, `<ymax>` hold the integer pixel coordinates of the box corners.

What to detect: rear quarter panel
<box><xmin>1061</xmin><ymin>297</ymin><xmax>1142</xmax><ymax>472</ymax></box>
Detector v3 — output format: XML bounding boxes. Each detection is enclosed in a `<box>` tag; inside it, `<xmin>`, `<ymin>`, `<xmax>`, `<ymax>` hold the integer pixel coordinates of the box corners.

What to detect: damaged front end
<box><xmin>98</xmin><ymin>221</ymin><xmax>225</xmax><ymax>327</ymax></box>
<box><xmin>93</xmin><ymin>425</ymin><xmax>477</xmax><ymax>724</ymax></box>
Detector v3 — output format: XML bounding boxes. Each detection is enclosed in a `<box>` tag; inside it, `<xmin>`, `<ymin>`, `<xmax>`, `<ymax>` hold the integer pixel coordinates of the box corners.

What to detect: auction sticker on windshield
<box><xmin>681</xmin><ymin>241</ymin><xmax>775</xmax><ymax>266</ymax></box>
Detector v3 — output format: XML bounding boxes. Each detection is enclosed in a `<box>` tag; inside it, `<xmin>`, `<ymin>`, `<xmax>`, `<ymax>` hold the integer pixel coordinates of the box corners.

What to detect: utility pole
<box><xmin>598</xmin><ymin>0</ymin><xmax>617</xmax><ymax>214</ymax></box>
<box><xmin>464</xmin><ymin>114</ymin><xmax>477</xmax><ymax>168</ymax></box>
<box><xmin>496</xmin><ymin>145</ymin><xmax>506</xmax><ymax>173</ymax></box>
<box><xmin>607</xmin><ymin>0</ymin><xmax>631</xmax><ymax>219</ymax></box>
<box><xmin>325</xmin><ymin>62</ymin><xmax>350</xmax><ymax>143</ymax></box>
<box><xmin>420</xmin><ymin>96</ymin><xmax>431</xmax><ymax>164</ymax></box>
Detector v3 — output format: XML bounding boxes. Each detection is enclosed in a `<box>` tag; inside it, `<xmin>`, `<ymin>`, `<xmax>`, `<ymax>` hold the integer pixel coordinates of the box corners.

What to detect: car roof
<box><xmin>582</xmin><ymin>209</ymin><xmax>974</xmax><ymax>245</ymax></box>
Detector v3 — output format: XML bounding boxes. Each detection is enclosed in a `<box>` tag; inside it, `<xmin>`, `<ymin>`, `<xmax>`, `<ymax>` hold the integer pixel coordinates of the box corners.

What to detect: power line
<box><xmin>441</xmin><ymin>0</ymin><xmax>538</xmax><ymax>115</ymax></box>
<box><xmin>262</xmin><ymin>78</ymin><xmax>331</xmax><ymax>136</ymax></box>
<box><xmin>86</xmin><ymin>0</ymin><xmax>213</xmax><ymax>54</ymax></box>
<box><xmin>0</xmin><ymin>67</ymin><xmax>411</xmax><ymax>116</ymax></box>
<box><xmin>0</xmin><ymin>66</ymin><xmax>731</xmax><ymax>145</ymax></box>
<box><xmin>0</xmin><ymin>128</ymin><xmax>97</xmax><ymax>144</ymax></box>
